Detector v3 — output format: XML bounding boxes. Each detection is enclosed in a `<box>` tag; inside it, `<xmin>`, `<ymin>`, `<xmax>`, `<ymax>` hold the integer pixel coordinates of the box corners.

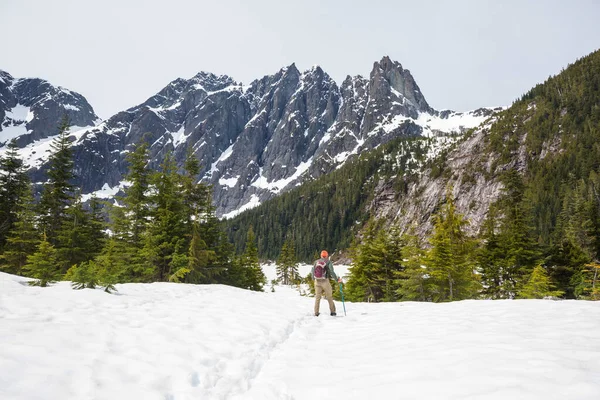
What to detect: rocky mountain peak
<box><xmin>2</xmin><ymin>60</ymin><xmax>497</xmax><ymax>219</ymax></box>
<box><xmin>370</xmin><ymin>56</ymin><xmax>431</xmax><ymax>114</ymax></box>
<box><xmin>0</xmin><ymin>72</ymin><xmax>98</xmax><ymax>148</ymax></box>
<box><xmin>189</xmin><ymin>71</ymin><xmax>238</xmax><ymax>92</ymax></box>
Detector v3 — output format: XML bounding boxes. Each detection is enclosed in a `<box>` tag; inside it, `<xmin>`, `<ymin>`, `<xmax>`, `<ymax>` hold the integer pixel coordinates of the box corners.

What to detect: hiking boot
<box><xmin>314</xmin><ymin>312</ymin><xmax>320</xmax><ymax>316</ymax></box>
<box><xmin>330</xmin><ymin>312</ymin><xmax>337</xmax><ymax>316</ymax></box>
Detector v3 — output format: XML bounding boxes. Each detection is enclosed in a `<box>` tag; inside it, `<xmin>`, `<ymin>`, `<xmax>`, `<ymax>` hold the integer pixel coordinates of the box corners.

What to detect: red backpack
<box><xmin>314</xmin><ymin>259</ymin><xmax>328</xmax><ymax>279</ymax></box>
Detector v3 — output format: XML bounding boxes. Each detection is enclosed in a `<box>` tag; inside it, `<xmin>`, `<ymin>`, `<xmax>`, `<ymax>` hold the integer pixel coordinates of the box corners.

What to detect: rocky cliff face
<box><xmin>1</xmin><ymin>58</ymin><xmax>496</xmax><ymax>217</ymax></box>
<box><xmin>367</xmin><ymin>112</ymin><xmax>513</xmax><ymax>240</ymax></box>
<box><xmin>0</xmin><ymin>70</ymin><xmax>98</xmax><ymax>149</ymax></box>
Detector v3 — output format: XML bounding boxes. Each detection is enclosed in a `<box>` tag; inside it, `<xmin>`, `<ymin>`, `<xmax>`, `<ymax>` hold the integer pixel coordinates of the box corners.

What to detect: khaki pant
<box><xmin>314</xmin><ymin>279</ymin><xmax>336</xmax><ymax>315</ymax></box>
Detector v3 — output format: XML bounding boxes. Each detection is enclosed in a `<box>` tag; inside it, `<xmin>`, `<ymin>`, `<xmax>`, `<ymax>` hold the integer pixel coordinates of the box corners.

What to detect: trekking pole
<box><xmin>339</xmin><ymin>281</ymin><xmax>347</xmax><ymax>316</ymax></box>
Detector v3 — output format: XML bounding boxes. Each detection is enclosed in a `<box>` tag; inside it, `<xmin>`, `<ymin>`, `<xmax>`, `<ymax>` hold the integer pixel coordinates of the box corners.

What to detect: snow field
<box><xmin>1</xmin><ymin>271</ymin><xmax>600</xmax><ymax>400</ymax></box>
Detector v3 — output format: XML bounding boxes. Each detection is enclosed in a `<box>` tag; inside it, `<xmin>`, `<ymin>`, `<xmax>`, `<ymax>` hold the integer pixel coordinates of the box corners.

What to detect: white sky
<box><xmin>1</xmin><ymin>0</ymin><xmax>599</xmax><ymax>119</ymax></box>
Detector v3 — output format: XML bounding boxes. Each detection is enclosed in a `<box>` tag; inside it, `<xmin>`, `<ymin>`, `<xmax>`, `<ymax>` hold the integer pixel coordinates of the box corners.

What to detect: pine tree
<box><xmin>477</xmin><ymin>206</ymin><xmax>507</xmax><ymax>299</ymax></box>
<box><xmin>145</xmin><ymin>151</ymin><xmax>187</xmax><ymax>281</ymax></box>
<box><xmin>493</xmin><ymin>170</ymin><xmax>541</xmax><ymax>297</ymax></box>
<box><xmin>345</xmin><ymin>221</ymin><xmax>404</xmax><ymax>302</ymax></box>
<box><xmin>397</xmin><ymin>231</ymin><xmax>431</xmax><ymax>301</ymax></box>
<box><xmin>0</xmin><ymin>189</ymin><xmax>40</xmax><ymax>275</ymax></box>
<box><xmin>55</xmin><ymin>194</ymin><xmax>104</xmax><ymax>273</ymax></box>
<box><xmin>0</xmin><ymin>139</ymin><xmax>31</xmax><ymax>251</ymax></box>
<box><xmin>106</xmin><ymin>140</ymin><xmax>153</xmax><ymax>282</ymax></box>
<box><xmin>573</xmin><ymin>262</ymin><xmax>600</xmax><ymax>300</ymax></box>
<box><xmin>68</xmin><ymin>260</ymin><xmax>100</xmax><ymax>289</ymax></box>
<box><xmin>426</xmin><ymin>190</ymin><xmax>479</xmax><ymax>302</ymax></box>
<box><xmin>240</xmin><ymin>226</ymin><xmax>265</xmax><ymax>291</ymax></box>
<box><xmin>23</xmin><ymin>237</ymin><xmax>61</xmax><ymax>287</ymax></box>
<box><xmin>122</xmin><ymin>140</ymin><xmax>152</xmax><ymax>244</ymax></box>
<box><xmin>518</xmin><ymin>265</ymin><xmax>564</xmax><ymax>299</ymax></box>
<box><xmin>38</xmin><ymin>116</ymin><xmax>75</xmax><ymax>245</ymax></box>
<box><xmin>185</xmin><ymin>221</ymin><xmax>216</xmax><ymax>283</ymax></box>
<box><xmin>277</xmin><ymin>237</ymin><xmax>299</xmax><ymax>285</ymax></box>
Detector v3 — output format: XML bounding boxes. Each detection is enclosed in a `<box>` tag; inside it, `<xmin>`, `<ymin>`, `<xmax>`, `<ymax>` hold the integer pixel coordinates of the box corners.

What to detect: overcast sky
<box><xmin>1</xmin><ymin>0</ymin><xmax>599</xmax><ymax>119</ymax></box>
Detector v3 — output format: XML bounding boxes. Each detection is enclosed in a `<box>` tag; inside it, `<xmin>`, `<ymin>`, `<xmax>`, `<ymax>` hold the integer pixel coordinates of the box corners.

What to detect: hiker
<box><xmin>312</xmin><ymin>250</ymin><xmax>342</xmax><ymax>316</ymax></box>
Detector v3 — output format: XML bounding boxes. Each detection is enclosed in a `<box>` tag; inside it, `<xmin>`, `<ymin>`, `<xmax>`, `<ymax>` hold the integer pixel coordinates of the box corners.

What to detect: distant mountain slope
<box><xmin>0</xmin><ymin>70</ymin><xmax>98</xmax><ymax>148</ymax></box>
<box><xmin>226</xmin><ymin>49</ymin><xmax>600</xmax><ymax>263</ymax></box>
<box><xmin>1</xmin><ymin>59</ymin><xmax>495</xmax><ymax>217</ymax></box>
<box><xmin>371</xmin><ymin>48</ymin><xmax>600</xmax><ymax>242</ymax></box>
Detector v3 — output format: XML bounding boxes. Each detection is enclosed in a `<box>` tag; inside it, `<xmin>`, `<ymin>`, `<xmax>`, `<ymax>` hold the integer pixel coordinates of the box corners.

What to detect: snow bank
<box><xmin>1</xmin><ymin>271</ymin><xmax>599</xmax><ymax>400</ymax></box>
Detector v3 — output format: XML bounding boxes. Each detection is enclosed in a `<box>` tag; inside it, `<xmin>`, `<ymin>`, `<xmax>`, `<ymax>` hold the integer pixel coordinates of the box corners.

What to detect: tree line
<box><xmin>0</xmin><ymin>119</ymin><xmax>265</xmax><ymax>292</ymax></box>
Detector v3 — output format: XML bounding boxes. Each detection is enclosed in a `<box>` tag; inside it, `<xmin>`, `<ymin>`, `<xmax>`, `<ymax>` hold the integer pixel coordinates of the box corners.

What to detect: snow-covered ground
<box><xmin>1</xmin><ymin>270</ymin><xmax>600</xmax><ymax>400</ymax></box>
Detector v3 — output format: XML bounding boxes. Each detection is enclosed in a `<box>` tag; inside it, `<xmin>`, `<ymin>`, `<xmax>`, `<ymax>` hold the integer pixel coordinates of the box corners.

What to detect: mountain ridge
<box><xmin>0</xmin><ymin>57</ymin><xmax>497</xmax><ymax>217</ymax></box>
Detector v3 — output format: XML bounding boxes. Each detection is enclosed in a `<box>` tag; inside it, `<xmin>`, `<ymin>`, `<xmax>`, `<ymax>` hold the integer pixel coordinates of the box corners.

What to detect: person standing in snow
<box><xmin>312</xmin><ymin>250</ymin><xmax>341</xmax><ymax>316</ymax></box>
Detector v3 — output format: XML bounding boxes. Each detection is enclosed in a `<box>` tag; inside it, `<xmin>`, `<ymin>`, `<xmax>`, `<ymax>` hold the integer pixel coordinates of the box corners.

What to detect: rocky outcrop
<box><xmin>2</xmin><ymin>58</ymin><xmax>496</xmax><ymax>218</ymax></box>
<box><xmin>0</xmin><ymin>70</ymin><xmax>98</xmax><ymax>148</ymax></box>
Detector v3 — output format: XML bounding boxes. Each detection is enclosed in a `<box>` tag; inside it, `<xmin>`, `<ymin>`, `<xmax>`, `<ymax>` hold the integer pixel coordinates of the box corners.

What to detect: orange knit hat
<box><xmin>321</xmin><ymin>250</ymin><xmax>328</xmax><ymax>258</ymax></box>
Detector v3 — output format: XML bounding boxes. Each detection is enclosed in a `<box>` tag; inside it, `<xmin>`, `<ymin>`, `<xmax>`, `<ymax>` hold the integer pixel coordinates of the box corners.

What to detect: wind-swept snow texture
<box><xmin>1</xmin><ymin>271</ymin><xmax>599</xmax><ymax>400</ymax></box>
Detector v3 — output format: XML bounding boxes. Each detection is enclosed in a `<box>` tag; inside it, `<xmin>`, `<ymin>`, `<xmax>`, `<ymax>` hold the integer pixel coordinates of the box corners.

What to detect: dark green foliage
<box><xmin>396</xmin><ymin>231</ymin><xmax>430</xmax><ymax>301</ymax></box>
<box><xmin>345</xmin><ymin>222</ymin><xmax>404</xmax><ymax>302</ymax></box>
<box><xmin>518</xmin><ymin>265</ymin><xmax>564</xmax><ymax>299</ymax></box>
<box><xmin>23</xmin><ymin>238</ymin><xmax>61</xmax><ymax>287</ymax></box>
<box><xmin>122</xmin><ymin>140</ymin><xmax>152</xmax><ymax>243</ymax></box>
<box><xmin>145</xmin><ymin>151</ymin><xmax>187</xmax><ymax>281</ymax></box>
<box><xmin>277</xmin><ymin>237</ymin><xmax>299</xmax><ymax>285</ymax></box>
<box><xmin>479</xmin><ymin>171</ymin><xmax>541</xmax><ymax>298</ymax></box>
<box><xmin>426</xmin><ymin>191</ymin><xmax>479</xmax><ymax>302</ymax></box>
<box><xmin>239</xmin><ymin>227</ymin><xmax>266</xmax><ymax>291</ymax></box>
<box><xmin>0</xmin><ymin>139</ymin><xmax>31</xmax><ymax>251</ymax></box>
<box><xmin>38</xmin><ymin>117</ymin><xmax>75</xmax><ymax>245</ymax></box>
<box><xmin>225</xmin><ymin>137</ymin><xmax>433</xmax><ymax>261</ymax></box>
<box><xmin>55</xmin><ymin>195</ymin><xmax>106</xmax><ymax>273</ymax></box>
<box><xmin>67</xmin><ymin>261</ymin><xmax>100</xmax><ymax>290</ymax></box>
<box><xmin>0</xmin><ymin>189</ymin><xmax>39</xmax><ymax>275</ymax></box>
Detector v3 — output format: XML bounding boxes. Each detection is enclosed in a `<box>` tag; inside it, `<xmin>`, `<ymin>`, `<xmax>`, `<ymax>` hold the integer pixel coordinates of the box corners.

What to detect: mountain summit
<box><xmin>0</xmin><ymin>59</ymin><xmax>499</xmax><ymax>217</ymax></box>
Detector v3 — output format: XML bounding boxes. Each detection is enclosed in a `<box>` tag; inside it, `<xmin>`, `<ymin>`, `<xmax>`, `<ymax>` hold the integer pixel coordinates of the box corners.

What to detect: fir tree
<box><xmin>67</xmin><ymin>260</ymin><xmax>100</xmax><ymax>289</ymax></box>
<box><xmin>477</xmin><ymin>206</ymin><xmax>506</xmax><ymax>299</ymax></box>
<box><xmin>0</xmin><ymin>139</ymin><xmax>31</xmax><ymax>251</ymax></box>
<box><xmin>145</xmin><ymin>151</ymin><xmax>187</xmax><ymax>281</ymax></box>
<box><xmin>426</xmin><ymin>190</ymin><xmax>479</xmax><ymax>302</ymax></box>
<box><xmin>345</xmin><ymin>222</ymin><xmax>404</xmax><ymax>302</ymax></box>
<box><xmin>23</xmin><ymin>237</ymin><xmax>61</xmax><ymax>287</ymax></box>
<box><xmin>38</xmin><ymin>116</ymin><xmax>75</xmax><ymax>245</ymax></box>
<box><xmin>492</xmin><ymin>170</ymin><xmax>541</xmax><ymax>297</ymax></box>
<box><xmin>239</xmin><ymin>226</ymin><xmax>265</xmax><ymax>291</ymax></box>
<box><xmin>55</xmin><ymin>194</ymin><xmax>105</xmax><ymax>273</ymax></box>
<box><xmin>0</xmin><ymin>189</ymin><xmax>40</xmax><ymax>275</ymax></box>
<box><xmin>122</xmin><ymin>140</ymin><xmax>152</xmax><ymax>244</ymax></box>
<box><xmin>277</xmin><ymin>237</ymin><xmax>299</xmax><ymax>285</ymax></box>
<box><xmin>518</xmin><ymin>265</ymin><xmax>564</xmax><ymax>299</ymax></box>
<box><xmin>186</xmin><ymin>221</ymin><xmax>217</xmax><ymax>283</ymax></box>
<box><xmin>397</xmin><ymin>231</ymin><xmax>431</xmax><ymax>301</ymax></box>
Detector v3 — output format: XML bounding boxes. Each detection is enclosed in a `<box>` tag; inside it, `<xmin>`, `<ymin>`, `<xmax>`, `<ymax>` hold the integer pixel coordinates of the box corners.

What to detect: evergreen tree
<box><xmin>67</xmin><ymin>260</ymin><xmax>100</xmax><ymax>289</ymax></box>
<box><xmin>23</xmin><ymin>237</ymin><xmax>61</xmax><ymax>287</ymax></box>
<box><xmin>277</xmin><ymin>237</ymin><xmax>299</xmax><ymax>285</ymax></box>
<box><xmin>426</xmin><ymin>190</ymin><xmax>479</xmax><ymax>302</ymax></box>
<box><xmin>518</xmin><ymin>265</ymin><xmax>564</xmax><ymax>299</ymax></box>
<box><xmin>38</xmin><ymin>117</ymin><xmax>75</xmax><ymax>245</ymax></box>
<box><xmin>56</xmin><ymin>194</ymin><xmax>105</xmax><ymax>273</ymax></box>
<box><xmin>345</xmin><ymin>222</ymin><xmax>404</xmax><ymax>302</ymax></box>
<box><xmin>0</xmin><ymin>189</ymin><xmax>40</xmax><ymax>275</ymax></box>
<box><xmin>185</xmin><ymin>221</ymin><xmax>216</xmax><ymax>283</ymax></box>
<box><xmin>477</xmin><ymin>206</ymin><xmax>506</xmax><ymax>299</ymax></box>
<box><xmin>486</xmin><ymin>170</ymin><xmax>541</xmax><ymax>298</ymax></box>
<box><xmin>122</xmin><ymin>140</ymin><xmax>152</xmax><ymax>244</ymax></box>
<box><xmin>144</xmin><ymin>151</ymin><xmax>187</xmax><ymax>281</ymax></box>
<box><xmin>239</xmin><ymin>226</ymin><xmax>265</xmax><ymax>291</ymax></box>
<box><xmin>397</xmin><ymin>231</ymin><xmax>431</xmax><ymax>301</ymax></box>
<box><xmin>0</xmin><ymin>139</ymin><xmax>31</xmax><ymax>251</ymax></box>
